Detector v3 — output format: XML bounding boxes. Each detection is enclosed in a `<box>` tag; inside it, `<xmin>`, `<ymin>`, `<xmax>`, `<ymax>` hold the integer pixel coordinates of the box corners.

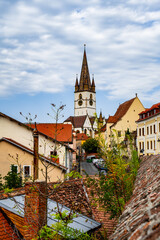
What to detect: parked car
<box><xmin>95</xmin><ymin>159</ymin><xmax>108</xmax><ymax>174</ymax></box>
<box><xmin>92</xmin><ymin>158</ymin><xmax>99</xmax><ymax>165</ymax></box>
<box><xmin>94</xmin><ymin>158</ymin><xmax>104</xmax><ymax>167</ymax></box>
<box><xmin>86</xmin><ymin>155</ymin><xmax>96</xmax><ymax>163</ymax></box>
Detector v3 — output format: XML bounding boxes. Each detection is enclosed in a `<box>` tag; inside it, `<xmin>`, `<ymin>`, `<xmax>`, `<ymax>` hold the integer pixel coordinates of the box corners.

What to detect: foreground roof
<box><xmin>0</xmin><ymin>195</ymin><xmax>101</xmax><ymax>236</ymax></box>
<box><xmin>110</xmin><ymin>155</ymin><xmax>160</xmax><ymax>240</ymax></box>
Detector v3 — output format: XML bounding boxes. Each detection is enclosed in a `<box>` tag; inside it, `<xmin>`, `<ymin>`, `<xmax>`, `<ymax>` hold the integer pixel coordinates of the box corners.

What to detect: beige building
<box><xmin>136</xmin><ymin>103</ymin><xmax>160</xmax><ymax>155</ymax></box>
<box><xmin>0</xmin><ymin>138</ymin><xmax>66</xmax><ymax>183</ymax></box>
<box><xmin>105</xmin><ymin>95</ymin><xmax>145</xmax><ymax>146</ymax></box>
<box><xmin>0</xmin><ymin>112</ymin><xmax>73</xmax><ymax>172</ymax></box>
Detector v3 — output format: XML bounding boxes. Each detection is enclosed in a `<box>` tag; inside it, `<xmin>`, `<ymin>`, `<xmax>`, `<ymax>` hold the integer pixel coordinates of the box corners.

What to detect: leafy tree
<box><xmin>38</xmin><ymin>210</ymin><xmax>92</xmax><ymax>240</ymax></box>
<box><xmin>82</xmin><ymin>138</ymin><xmax>99</xmax><ymax>154</ymax></box>
<box><xmin>3</xmin><ymin>165</ymin><xmax>22</xmax><ymax>189</ymax></box>
<box><xmin>86</xmin><ymin>131</ymin><xmax>140</xmax><ymax>219</ymax></box>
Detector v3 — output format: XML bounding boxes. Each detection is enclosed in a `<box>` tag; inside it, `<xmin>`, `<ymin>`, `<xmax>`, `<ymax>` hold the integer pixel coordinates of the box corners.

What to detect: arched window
<box><xmin>79</xmin><ymin>94</ymin><xmax>82</xmax><ymax>99</ymax></box>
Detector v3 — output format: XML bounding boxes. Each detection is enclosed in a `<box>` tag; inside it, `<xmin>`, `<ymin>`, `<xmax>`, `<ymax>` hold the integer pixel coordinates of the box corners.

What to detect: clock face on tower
<box><xmin>78</xmin><ymin>100</ymin><xmax>83</xmax><ymax>106</ymax></box>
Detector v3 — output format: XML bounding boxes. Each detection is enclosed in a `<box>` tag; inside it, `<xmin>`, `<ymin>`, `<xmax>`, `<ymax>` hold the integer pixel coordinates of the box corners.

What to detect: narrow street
<box><xmin>80</xmin><ymin>161</ymin><xmax>99</xmax><ymax>176</ymax></box>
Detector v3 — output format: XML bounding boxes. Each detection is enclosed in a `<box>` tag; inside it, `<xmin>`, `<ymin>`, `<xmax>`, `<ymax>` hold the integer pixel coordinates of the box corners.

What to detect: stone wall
<box><xmin>110</xmin><ymin>155</ymin><xmax>160</xmax><ymax>240</ymax></box>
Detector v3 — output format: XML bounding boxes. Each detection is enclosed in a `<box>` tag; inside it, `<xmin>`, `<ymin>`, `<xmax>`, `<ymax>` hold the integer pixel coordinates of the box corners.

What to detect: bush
<box><xmin>3</xmin><ymin>165</ymin><xmax>22</xmax><ymax>189</ymax></box>
<box><xmin>82</xmin><ymin>138</ymin><xmax>99</xmax><ymax>154</ymax></box>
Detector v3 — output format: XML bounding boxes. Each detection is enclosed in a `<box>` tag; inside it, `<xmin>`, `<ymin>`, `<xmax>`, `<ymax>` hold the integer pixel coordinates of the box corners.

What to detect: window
<box><xmin>150</xmin><ymin>141</ymin><xmax>152</xmax><ymax>150</ymax></box>
<box><xmin>23</xmin><ymin>166</ymin><xmax>31</xmax><ymax>178</ymax></box>
<box><xmin>142</xmin><ymin>142</ymin><xmax>144</xmax><ymax>150</ymax></box>
<box><xmin>147</xmin><ymin>141</ymin><xmax>149</xmax><ymax>150</ymax></box>
<box><xmin>118</xmin><ymin>131</ymin><xmax>121</xmax><ymax>137</ymax></box>
<box><xmin>139</xmin><ymin>142</ymin><xmax>141</xmax><ymax>150</ymax></box>
<box><xmin>139</xmin><ymin>128</ymin><xmax>141</xmax><ymax>136</ymax></box>
<box><xmin>79</xmin><ymin>94</ymin><xmax>82</xmax><ymax>99</ymax></box>
<box><xmin>159</xmin><ymin>123</ymin><xmax>160</xmax><ymax>132</ymax></box>
<box><xmin>147</xmin><ymin>127</ymin><xmax>149</xmax><ymax>135</ymax></box>
<box><xmin>142</xmin><ymin>128</ymin><xmax>144</xmax><ymax>136</ymax></box>
<box><xmin>150</xmin><ymin>125</ymin><xmax>152</xmax><ymax>134</ymax></box>
<box><xmin>154</xmin><ymin>140</ymin><xmax>156</xmax><ymax>150</ymax></box>
<box><xmin>154</xmin><ymin>124</ymin><xmax>156</xmax><ymax>134</ymax></box>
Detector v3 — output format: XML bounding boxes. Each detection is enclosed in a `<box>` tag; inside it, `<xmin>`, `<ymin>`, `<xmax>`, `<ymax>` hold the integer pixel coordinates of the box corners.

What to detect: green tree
<box><xmin>38</xmin><ymin>210</ymin><xmax>92</xmax><ymax>240</ymax></box>
<box><xmin>82</xmin><ymin>138</ymin><xmax>99</xmax><ymax>154</ymax></box>
<box><xmin>3</xmin><ymin>165</ymin><xmax>22</xmax><ymax>189</ymax></box>
<box><xmin>86</xmin><ymin>131</ymin><xmax>140</xmax><ymax>219</ymax></box>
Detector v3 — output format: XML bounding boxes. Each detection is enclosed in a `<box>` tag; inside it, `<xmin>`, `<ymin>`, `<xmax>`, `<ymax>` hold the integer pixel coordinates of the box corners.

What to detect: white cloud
<box><xmin>0</xmin><ymin>0</ymin><xmax>160</xmax><ymax>106</ymax></box>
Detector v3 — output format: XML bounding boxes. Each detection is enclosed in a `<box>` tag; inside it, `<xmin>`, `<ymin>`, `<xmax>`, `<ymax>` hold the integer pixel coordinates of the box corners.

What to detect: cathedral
<box><xmin>64</xmin><ymin>45</ymin><xmax>105</xmax><ymax>137</ymax></box>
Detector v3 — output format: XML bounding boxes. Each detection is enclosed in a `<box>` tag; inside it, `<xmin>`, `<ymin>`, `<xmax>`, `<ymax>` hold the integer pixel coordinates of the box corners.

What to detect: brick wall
<box><xmin>24</xmin><ymin>181</ymin><xmax>47</xmax><ymax>240</ymax></box>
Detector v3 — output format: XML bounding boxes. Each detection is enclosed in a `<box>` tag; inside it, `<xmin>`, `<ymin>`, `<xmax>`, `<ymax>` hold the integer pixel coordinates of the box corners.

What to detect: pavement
<box><xmin>80</xmin><ymin>161</ymin><xmax>99</xmax><ymax>176</ymax></box>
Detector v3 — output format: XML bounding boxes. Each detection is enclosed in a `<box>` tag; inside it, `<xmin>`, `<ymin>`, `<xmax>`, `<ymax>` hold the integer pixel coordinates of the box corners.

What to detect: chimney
<box><xmin>72</xmin><ymin>131</ymin><xmax>77</xmax><ymax>164</ymax></box>
<box><xmin>24</xmin><ymin>181</ymin><xmax>47</xmax><ymax>240</ymax></box>
<box><xmin>33</xmin><ymin>122</ymin><xmax>39</xmax><ymax>180</ymax></box>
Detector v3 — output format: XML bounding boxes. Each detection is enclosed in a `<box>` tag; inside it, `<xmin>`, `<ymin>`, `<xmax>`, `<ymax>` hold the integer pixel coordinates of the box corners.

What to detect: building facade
<box><xmin>105</xmin><ymin>95</ymin><xmax>145</xmax><ymax>147</ymax></box>
<box><xmin>136</xmin><ymin>103</ymin><xmax>160</xmax><ymax>155</ymax></box>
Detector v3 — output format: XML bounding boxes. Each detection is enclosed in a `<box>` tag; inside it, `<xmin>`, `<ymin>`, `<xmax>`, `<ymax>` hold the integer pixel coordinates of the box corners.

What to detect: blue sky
<box><xmin>0</xmin><ymin>0</ymin><xmax>160</xmax><ymax>123</ymax></box>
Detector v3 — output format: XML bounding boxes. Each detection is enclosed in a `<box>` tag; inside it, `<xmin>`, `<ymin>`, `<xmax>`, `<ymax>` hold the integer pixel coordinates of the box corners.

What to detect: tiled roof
<box><xmin>110</xmin><ymin>155</ymin><xmax>160</xmax><ymax>240</ymax></box>
<box><xmin>0</xmin><ymin>178</ymin><xmax>117</xmax><ymax>238</ymax></box>
<box><xmin>64</xmin><ymin>115</ymin><xmax>87</xmax><ymax>128</ymax></box>
<box><xmin>89</xmin><ymin>117</ymin><xmax>95</xmax><ymax>126</ymax></box>
<box><xmin>0</xmin><ymin>138</ymin><xmax>67</xmax><ymax>171</ymax></box>
<box><xmin>48</xmin><ymin>179</ymin><xmax>92</xmax><ymax>217</ymax></box>
<box><xmin>29</xmin><ymin>123</ymin><xmax>72</xmax><ymax>143</ymax></box>
<box><xmin>76</xmin><ymin>133</ymin><xmax>89</xmax><ymax>140</ymax></box>
<box><xmin>107</xmin><ymin>98</ymin><xmax>135</xmax><ymax>124</ymax></box>
<box><xmin>0</xmin><ymin>208</ymin><xmax>20</xmax><ymax>239</ymax></box>
<box><xmin>137</xmin><ymin>102</ymin><xmax>160</xmax><ymax>122</ymax></box>
<box><xmin>107</xmin><ymin>116</ymin><xmax>118</xmax><ymax>123</ymax></box>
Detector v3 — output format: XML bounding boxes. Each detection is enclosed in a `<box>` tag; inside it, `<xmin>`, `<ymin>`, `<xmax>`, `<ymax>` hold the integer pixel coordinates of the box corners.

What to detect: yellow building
<box><xmin>0</xmin><ymin>137</ymin><xmax>66</xmax><ymax>183</ymax></box>
<box><xmin>136</xmin><ymin>103</ymin><xmax>160</xmax><ymax>155</ymax></box>
<box><xmin>106</xmin><ymin>95</ymin><xmax>145</xmax><ymax>146</ymax></box>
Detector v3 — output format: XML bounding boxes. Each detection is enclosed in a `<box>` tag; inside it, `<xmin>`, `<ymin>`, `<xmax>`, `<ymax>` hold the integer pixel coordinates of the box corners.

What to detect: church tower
<box><xmin>74</xmin><ymin>45</ymin><xmax>96</xmax><ymax>117</ymax></box>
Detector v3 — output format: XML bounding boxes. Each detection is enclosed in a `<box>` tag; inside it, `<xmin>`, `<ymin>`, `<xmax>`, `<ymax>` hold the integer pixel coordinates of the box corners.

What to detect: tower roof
<box><xmin>74</xmin><ymin>45</ymin><xmax>95</xmax><ymax>93</ymax></box>
<box><xmin>79</xmin><ymin>45</ymin><xmax>92</xmax><ymax>92</ymax></box>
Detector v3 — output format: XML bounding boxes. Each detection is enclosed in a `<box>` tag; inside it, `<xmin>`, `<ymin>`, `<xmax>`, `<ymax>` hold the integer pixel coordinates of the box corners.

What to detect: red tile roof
<box><xmin>29</xmin><ymin>123</ymin><xmax>72</xmax><ymax>143</ymax></box>
<box><xmin>0</xmin><ymin>208</ymin><xmax>20</xmax><ymax>239</ymax></box>
<box><xmin>107</xmin><ymin>98</ymin><xmax>136</xmax><ymax>124</ymax></box>
<box><xmin>76</xmin><ymin>133</ymin><xmax>89</xmax><ymax>140</ymax></box>
<box><xmin>137</xmin><ymin>102</ymin><xmax>160</xmax><ymax>122</ymax></box>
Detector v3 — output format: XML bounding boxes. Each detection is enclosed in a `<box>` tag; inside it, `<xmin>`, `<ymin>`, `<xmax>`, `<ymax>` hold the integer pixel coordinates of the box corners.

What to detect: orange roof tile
<box><xmin>29</xmin><ymin>123</ymin><xmax>72</xmax><ymax>143</ymax></box>
<box><xmin>76</xmin><ymin>133</ymin><xmax>89</xmax><ymax>140</ymax></box>
<box><xmin>0</xmin><ymin>208</ymin><xmax>20</xmax><ymax>239</ymax></box>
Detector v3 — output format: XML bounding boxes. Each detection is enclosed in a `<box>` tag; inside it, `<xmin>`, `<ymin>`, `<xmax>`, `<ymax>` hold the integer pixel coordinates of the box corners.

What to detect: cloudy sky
<box><xmin>0</xmin><ymin>0</ymin><xmax>160</xmax><ymax>122</ymax></box>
